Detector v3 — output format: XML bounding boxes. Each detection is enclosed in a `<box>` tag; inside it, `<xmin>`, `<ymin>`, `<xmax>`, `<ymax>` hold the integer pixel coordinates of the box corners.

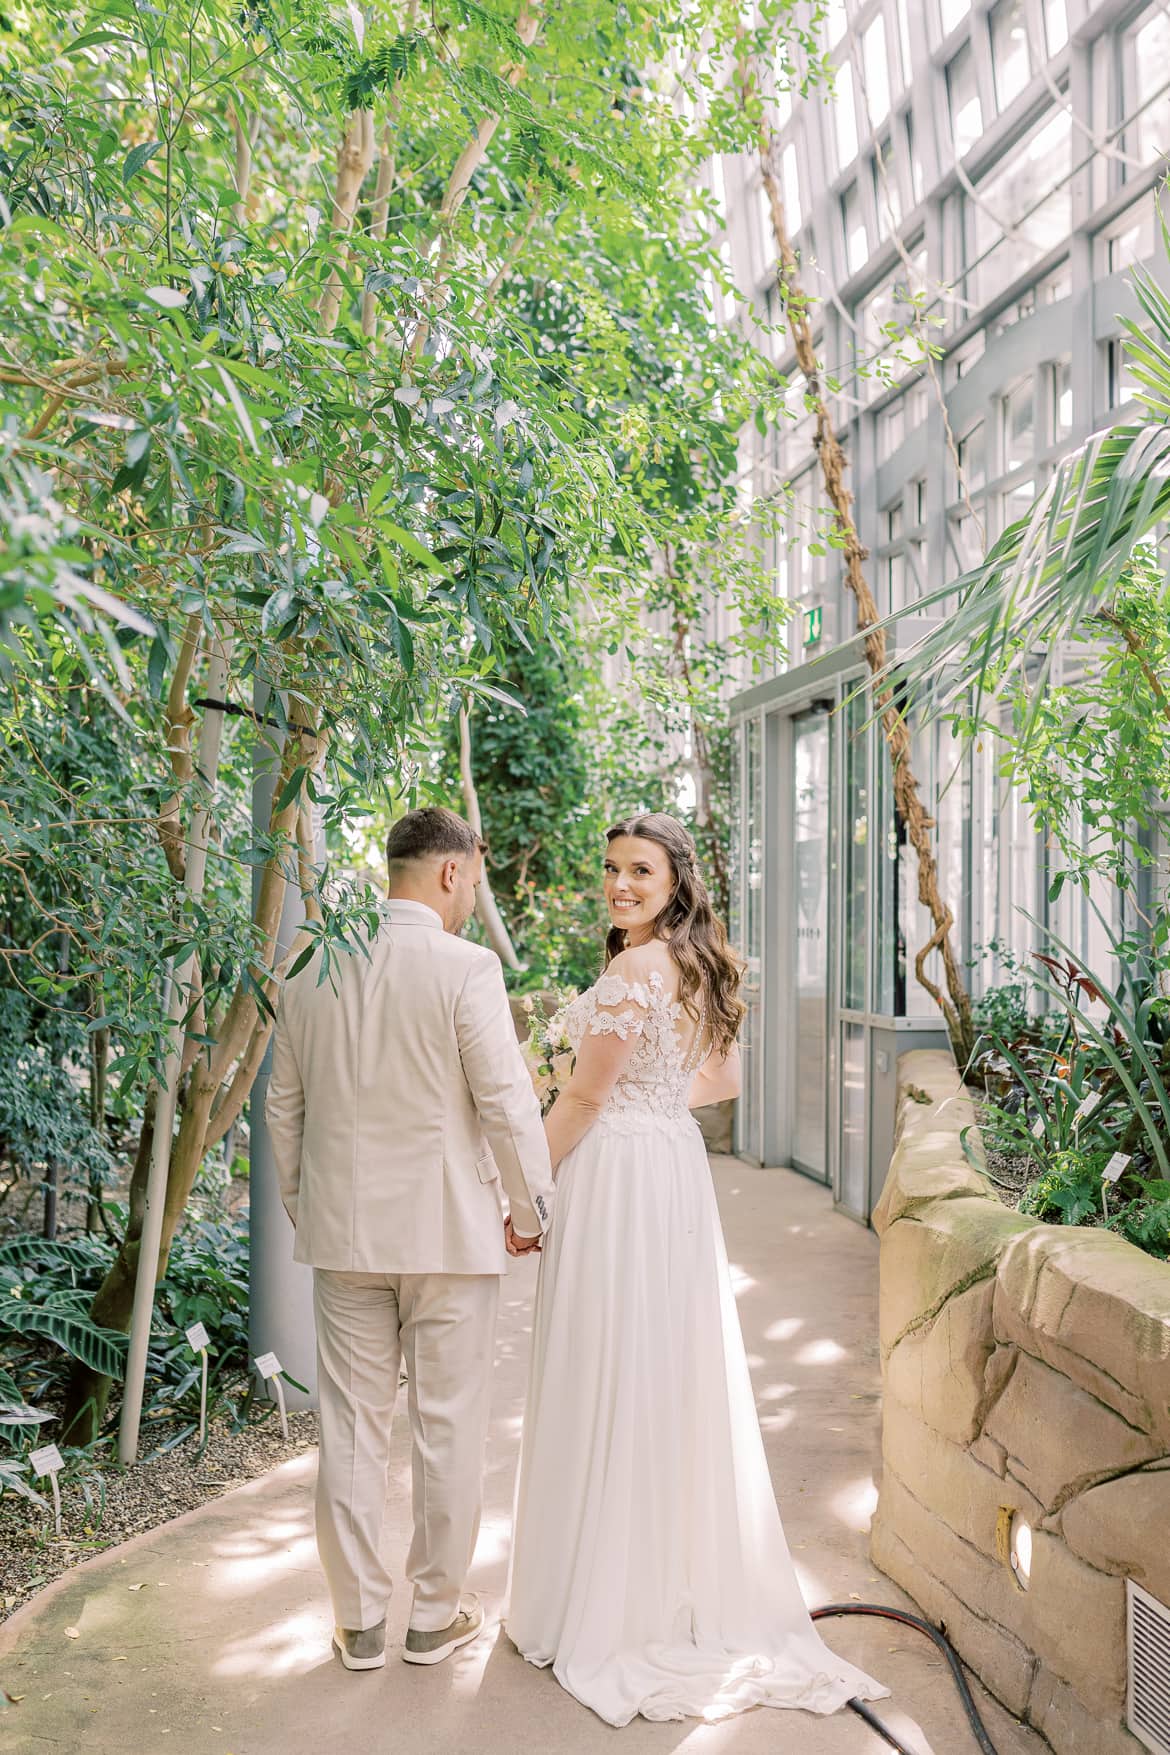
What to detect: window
<box><xmin>969</xmin><ymin>107</ymin><xmax>1072</xmax><ymax>305</ymax></box>
<box><xmin>822</xmin><ymin>0</ymin><xmax>848</xmax><ymax>49</ymax></box>
<box><xmin>991</xmin><ymin>0</ymin><xmax>1031</xmax><ymax>110</ymax></box>
<box><xmin>957</xmin><ymin>420</ymin><xmax>986</xmax><ymax>492</ymax></box>
<box><xmin>1100</xmin><ymin>197</ymin><xmax>1156</xmax><ymax>273</ymax></box>
<box><xmin>951</xmin><ymin>332</ymin><xmax>985</xmax><ymax>379</ymax></box>
<box><xmin>1044</xmin><ymin>0</ymin><xmax>1067</xmax><ymax>55</ymax></box>
<box><xmin>895</xmin><ymin>0</ymin><xmax>913</xmax><ymax>88</ymax></box>
<box><xmin>1107</xmin><ymin>339</ymin><xmax>1139</xmax><ymax>409</ymax></box>
<box><xmin>1037</xmin><ymin>261</ymin><xmax>1072</xmax><ymax>303</ymax></box>
<box><xmin>1051</xmin><ymin>357</ymin><xmax>1072</xmax><ymax>441</ymax></box>
<box><xmin>887</xmin><ymin>500</ymin><xmax>904</xmax><ymax>542</ymax></box>
<box><xmin>947</xmin><ymin>44</ymin><xmax>983</xmax><ymax>156</ymax></box>
<box><xmin>878</xmin><ymin>400</ymin><xmax>904</xmax><ymax>461</ymax></box>
<box><xmin>842</xmin><ymin>182</ymin><xmax>868</xmax><ymax>275</ymax></box>
<box><xmin>782</xmin><ymin>142</ymin><xmax>803</xmax><ymax>233</ymax></box>
<box><xmin>862</xmin><ymin>15</ymin><xmax>891</xmax><ymax>127</ymax></box>
<box><xmin>1002</xmin><ymin>377</ymin><xmax>1034</xmax><ymax>470</ymax></box>
<box><xmin>834</xmin><ymin>60</ymin><xmax>859</xmax><ymax>166</ymax></box>
<box><xmin>914</xmin><ymin>477</ymin><xmax>928</xmax><ymax>525</ymax></box>
<box><xmin>1123</xmin><ymin>10</ymin><xmax>1170</xmax><ymax>170</ymax></box>
<box><xmin>906</xmin><ymin>112</ymin><xmax>924</xmax><ymax>203</ymax></box>
<box><xmin>1001</xmin><ymin>478</ymin><xmax>1036</xmax><ymax>533</ymax></box>
<box><xmin>940</xmin><ymin>0</ymin><xmax>971</xmax><ymax>35</ymax></box>
<box><xmin>873</xmin><ymin>135</ymin><xmax>902</xmax><ymax>233</ymax></box>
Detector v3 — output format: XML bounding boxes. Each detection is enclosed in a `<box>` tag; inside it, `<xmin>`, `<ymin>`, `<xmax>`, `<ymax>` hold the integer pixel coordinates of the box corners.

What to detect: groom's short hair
<box><xmin>386</xmin><ymin>807</ymin><xmax>486</xmax><ymax>871</ymax></box>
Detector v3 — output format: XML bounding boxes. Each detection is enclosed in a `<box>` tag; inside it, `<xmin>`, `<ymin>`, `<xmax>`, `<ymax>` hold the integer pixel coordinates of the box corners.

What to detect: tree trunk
<box><xmin>458</xmin><ymin>705</ymin><xmax>521</xmax><ymax>968</ymax></box>
<box><xmin>318</xmin><ymin>110</ymin><xmax>376</xmax><ymax>337</ymax></box>
<box><xmin>749</xmin><ymin>95</ymin><xmax>974</xmax><ymax>1063</ymax></box>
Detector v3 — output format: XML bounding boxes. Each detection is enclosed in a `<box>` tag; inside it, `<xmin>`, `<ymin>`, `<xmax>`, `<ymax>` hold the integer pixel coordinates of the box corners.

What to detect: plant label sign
<box><xmin>255</xmin><ymin>1353</ymin><xmax>288</xmax><ymax>1437</ymax></box>
<box><xmin>186</xmin><ymin>1322</ymin><xmax>210</xmax><ymax>1353</ymax></box>
<box><xmin>1075</xmin><ymin>1091</ymin><xmax>1102</xmax><ymax>1122</ymax></box>
<box><xmin>1103</xmin><ymin>1152</ymin><xmax>1131</xmax><ymax>1184</ymax></box>
<box><xmin>187</xmin><ymin>1325</ymin><xmax>211</xmax><ymax>1445</ymax></box>
<box><xmin>1031</xmin><ymin>1117</ymin><xmax>1046</xmax><ymax>1139</ymax></box>
<box><xmin>29</xmin><ymin>1443</ymin><xmax>64</xmax><ymax>1536</ymax></box>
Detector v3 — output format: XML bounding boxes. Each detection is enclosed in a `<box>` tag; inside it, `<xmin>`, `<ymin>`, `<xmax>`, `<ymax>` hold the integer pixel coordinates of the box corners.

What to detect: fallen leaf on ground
<box><xmin>63</xmin><ymin>1628</ymin><xmax>80</xmax><ymax>1639</ymax></box>
<box><xmin>127</xmin><ymin>1583</ymin><xmax>145</xmax><ymax>1592</ymax></box>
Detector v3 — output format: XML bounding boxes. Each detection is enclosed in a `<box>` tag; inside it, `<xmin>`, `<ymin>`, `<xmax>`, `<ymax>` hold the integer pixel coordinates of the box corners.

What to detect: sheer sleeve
<box><xmin>542</xmin><ymin>962</ymin><xmax>657</xmax><ymax>1169</ymax></box>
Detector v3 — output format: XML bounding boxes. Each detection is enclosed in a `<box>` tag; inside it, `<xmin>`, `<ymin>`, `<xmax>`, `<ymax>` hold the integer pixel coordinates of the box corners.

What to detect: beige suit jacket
<box><xmin>265</xmin><ymin>899</ymin><xmax>553</xmax><ymax>1274</ymax></box>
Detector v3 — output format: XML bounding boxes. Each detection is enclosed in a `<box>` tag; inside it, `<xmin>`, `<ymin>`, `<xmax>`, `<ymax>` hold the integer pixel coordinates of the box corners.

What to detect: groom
<box><xmin>266</xmin><ymin>806</ymin><xmax>553</xmax><ymax>1672</ymax></box>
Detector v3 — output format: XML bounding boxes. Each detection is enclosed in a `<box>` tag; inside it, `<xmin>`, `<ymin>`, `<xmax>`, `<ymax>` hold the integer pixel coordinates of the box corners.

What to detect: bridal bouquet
<box><xmin>520</xmin><ymin>989</ymin><xmax>577</xmax><ymax>1114</ymax></box>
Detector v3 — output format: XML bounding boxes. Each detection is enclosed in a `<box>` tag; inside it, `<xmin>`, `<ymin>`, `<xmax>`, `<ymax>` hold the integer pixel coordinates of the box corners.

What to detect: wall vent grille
<box><xmin>1129</xmin><ymin>1579</ymin><xmax>1170</xmax><ymax>1755</ymax></box>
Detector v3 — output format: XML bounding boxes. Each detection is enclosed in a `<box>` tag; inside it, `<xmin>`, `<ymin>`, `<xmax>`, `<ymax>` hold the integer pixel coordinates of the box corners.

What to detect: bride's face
<box><xmin>604</xmin><ymin>836</ymin><xmax>674</xmax><ymax>943</ymax></box>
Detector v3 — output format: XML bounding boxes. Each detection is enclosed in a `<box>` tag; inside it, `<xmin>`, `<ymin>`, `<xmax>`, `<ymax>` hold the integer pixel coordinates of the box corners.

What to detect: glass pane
<box><xmin>746</xmin><ymin>717</ymin><xmax>762</xmax><ymax>960</ymax></box>
<box><xmin>1127</xmin><ymin>11</ymin><xmax>1170</xmax><ymax>168</ymax></box>
<box><xmin>793</xmin><ymin>710</ymin><xmax>832</xmax><ymax>1177</ymax></box>
<box><xmin>957</xmin><ymin>419</ymin><xmax>986</xmax><ymax>492</ymax></box>
<box><xmin>940</xmin><ymin>0</ymin><xmax>971</xmax><ymax>33</ymax></box>
<box><xmin>862</xmin><ymin>15</ymin><xmax>891</xmax><ymax>127</ymax></box>
<box><xmin>842</xmin><ymin>182</ymin><xmax>868</xmax><ymax>274</ymax></box>
<box><xmin>840</xmin><ymin>1022</ymin><xmax>868</xmax><ymax>1216</ymax></box>
<box><xmin>781</xmin><ymin>142</ymin><xmax>802</xmax><ymax>233</ymax></box>
<box><xmin>875</xmin><ymin>718</ymin><xmax>898</xmax><ymax>1014</ymax></box>
<box><xmin>991</xmin><ymin>0</ymin><xmax>1031</xmax><ymax>110</ymax></box>
<box><xmin>1003</xmin><ymin>377</ymin><xmax>1034</xmax><ymax>469</ymax></box>
<box><xmin>1002</xmin><ymin>478</ymin><xmax>1035</xmax><ymax>532</ymax></box>
<box><xmin>835</xmin><ymin>61</ymin><xmax>859</xmax><ymax>167</ymax></box>
<box><xmin>947</xmin><ymin>43</ymin><xmax>983</xmax><ymax>156</ymax></box>
<box><xmin>873</xmin><ymin>135</ymin><xmax>902</xmax><ymax>232</ymax></box>
<box><xmin>843</xmin><ymin>691</ymin><xmax>870</xmax><ymax>1011</ymax></box>
<box><xmin>1052</xmin><ymin>357</ymin><xmax>1072</xmax><ymax>440</ymax></box>
<box><xmin>1044</xmin><ymin>0</ymin><xmax>1067</xmax><ymax>54</ymax></box>
<box><xmin>970</xmin><ymin>108</ymin><xmax>1071</xmax><ymax>305</ymax></box>
<box><xmin>895</xmin><ymin>0</ymin><xmax>912</xmax><ymax>88</ymax></box>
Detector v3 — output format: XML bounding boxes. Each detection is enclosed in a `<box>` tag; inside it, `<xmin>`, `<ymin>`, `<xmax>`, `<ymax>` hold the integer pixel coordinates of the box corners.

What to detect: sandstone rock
<box><xmin>1059</xmin><ymin>1464</ymin><xmax>1170</xmax><ymax>1604</ymax></box>
<box><xmin>983</xmin><ymin>1349</ymin><xmax>1162</xmax><ymax>1512</ymax></box>
<box><xmin>870</xmin><ymin>1507</ymin><xmax>1036</xmax><ymax>1716</ymax></box>
<box><xmin>878</xmin><ymin>1198</ymin><xmax>1034</xmax><ymax>1358</ymax></box>
<box><xmin>1028</xmin><ymin>1662</ymin><xmax>1146</xmax><ymax>1755</ymax></box>
<box><xmin>1023</xmin><ymin>1529</ymin><xmax>1128</xmax><ymax>1711</ymax></box>
<box><xmin>873</xmin><ymin>1052</ymin><xmax>992</xmax><ymax>1232</ymax></box>
<box><xmin>884</xmin><ymin>1277</ymin><xmax>996</xmax><ymax>1443</ymax></box>
<box><xmin>995</xmin><ymin>1225</ymin><xmax>1170</xmax><ymax>1445</ymax></box>
<box><xmin>882</xmin><ymin>1399</ymin><xmax>1045</xmax><ymax>1567</ymax></box>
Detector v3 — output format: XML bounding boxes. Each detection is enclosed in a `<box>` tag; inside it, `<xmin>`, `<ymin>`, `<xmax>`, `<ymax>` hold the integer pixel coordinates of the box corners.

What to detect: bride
<box><xmin>506</xmin><ymin>812</ymin><xmax>888</xmax><ymax>1727</ymax></box>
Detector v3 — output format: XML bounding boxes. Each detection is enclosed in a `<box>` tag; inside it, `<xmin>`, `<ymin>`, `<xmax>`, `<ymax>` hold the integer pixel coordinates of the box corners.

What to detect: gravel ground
<box><xmin>971</xmin><ymin>1093</ymin><xmax>1034</xmax><ymax>1211</ymax></box>
<box><xmin>0</xmin><ymin>1408</ymin><xmax>318</xmax><ymax>1623</ymax></box>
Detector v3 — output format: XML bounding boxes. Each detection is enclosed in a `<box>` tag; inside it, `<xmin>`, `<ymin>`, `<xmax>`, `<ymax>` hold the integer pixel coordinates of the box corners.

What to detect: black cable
<box><xmin>813</xmin><ymin>1603</ymin><xmax>1000</xmax><ymax>1755</ymax></box>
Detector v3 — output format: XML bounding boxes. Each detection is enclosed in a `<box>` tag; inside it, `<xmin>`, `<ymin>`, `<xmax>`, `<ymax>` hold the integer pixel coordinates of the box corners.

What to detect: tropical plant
<box><xmin>1</xmin><ymin>0</ymin><xmax>799</xmax><ymax>1443</ymax></box>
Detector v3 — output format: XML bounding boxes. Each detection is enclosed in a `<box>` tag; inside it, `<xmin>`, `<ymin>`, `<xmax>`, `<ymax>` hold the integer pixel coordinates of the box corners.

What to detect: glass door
<box><xmin>792</xmin><ymin>707</ymin><xmax>832</xmax><ymax>1180</ymax></box>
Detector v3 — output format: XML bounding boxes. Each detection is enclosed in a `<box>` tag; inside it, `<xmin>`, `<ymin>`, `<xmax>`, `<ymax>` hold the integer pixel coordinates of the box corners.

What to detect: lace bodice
<box><xmin>561</xmin><ymin>968</ymin><xmax>706</xmax><ymax>1133</ymax></box>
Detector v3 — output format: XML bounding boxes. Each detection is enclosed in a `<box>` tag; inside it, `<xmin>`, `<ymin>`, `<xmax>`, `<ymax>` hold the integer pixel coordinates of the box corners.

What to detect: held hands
<box><xmin>505</xmin><ymin>1217</ymin><xmax>542</xmax><ymax>1257</ymax></box>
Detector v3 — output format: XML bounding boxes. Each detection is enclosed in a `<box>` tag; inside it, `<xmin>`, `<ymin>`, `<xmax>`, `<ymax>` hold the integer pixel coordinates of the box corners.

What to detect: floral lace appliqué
<box><xmin>563</xmin><ymin>968</ymin><xmax>706</xmax><ymax>1132</ymax></box>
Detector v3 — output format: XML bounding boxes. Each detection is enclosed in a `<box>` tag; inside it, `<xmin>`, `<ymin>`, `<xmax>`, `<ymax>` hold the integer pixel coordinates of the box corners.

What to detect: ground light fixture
<box><xmin>1009</xmin><ymin>1513</ymin><xmax>1032</xmax><ymax>1589</ymax></box>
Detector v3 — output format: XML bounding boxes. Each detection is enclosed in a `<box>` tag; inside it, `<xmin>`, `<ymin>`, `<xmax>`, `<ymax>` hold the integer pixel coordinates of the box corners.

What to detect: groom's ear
<box><xmin>438</xmin><ymin>856</ymin><xmax>459</xmax><ymax>893</ymax></box>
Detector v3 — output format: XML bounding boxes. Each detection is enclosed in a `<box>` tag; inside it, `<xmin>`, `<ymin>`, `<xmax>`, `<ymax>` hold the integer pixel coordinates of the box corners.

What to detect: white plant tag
<box><xmin>1031</xmin><ymin>1117</ymin><xmax>1046</xmax><ymax>1139</ymax></box>
<box><xmin>1075</xmin><ymin>1091</ymin><xmax>1102</xmax><ymax>1121</ymax></box>
<box><xmin>254</xmin><ymin>1352</ymin><xmax>281</xmax><ymax>1380</ymax></box>
<box><xmin>1102</xmin><ymin>1152</ymin><xmax>1131</xmax><ymax>1184</ymax></box>
<box><xmin>186</xmin><ymin>1322</ymin><xmax>210</xmax><ymax>1353</ymax></box>
<box><xmin>30</xmin><ymin>1445</ymin><xmax>63</xmax><ymax>1534</ymax></box>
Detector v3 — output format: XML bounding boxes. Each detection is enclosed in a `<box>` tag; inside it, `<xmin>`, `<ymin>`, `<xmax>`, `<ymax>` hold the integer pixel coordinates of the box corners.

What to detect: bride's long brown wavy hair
<box><xmin>603</xmin><ymin>813</ymin><xmax>745</xmax><ymax>1057</ymax></box>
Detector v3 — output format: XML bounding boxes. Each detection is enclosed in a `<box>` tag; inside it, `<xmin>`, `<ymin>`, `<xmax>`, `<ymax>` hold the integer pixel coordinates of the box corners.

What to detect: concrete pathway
<box><xmin>1</xmin><ymin>1161</ymin><xmax>1047</xmax><ymax>1755</ymax></box>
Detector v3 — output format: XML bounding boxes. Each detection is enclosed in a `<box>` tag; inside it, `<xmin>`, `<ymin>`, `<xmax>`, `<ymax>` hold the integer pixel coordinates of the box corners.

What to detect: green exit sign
<box><xmin>803</xmin><ymin>604</ymin><xmax>823</xmax><ymax>648</ymax></box>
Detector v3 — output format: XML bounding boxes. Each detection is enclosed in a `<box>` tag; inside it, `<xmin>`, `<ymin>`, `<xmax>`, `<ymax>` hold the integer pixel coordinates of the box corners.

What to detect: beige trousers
<box><xmin>312</xmin><ymin>1268</ymin><xmax>499</xmax><ymax>1634</ymax></box>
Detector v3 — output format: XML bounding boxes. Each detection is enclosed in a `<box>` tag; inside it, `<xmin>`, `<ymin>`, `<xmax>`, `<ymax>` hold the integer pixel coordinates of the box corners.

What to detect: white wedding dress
<box><xmin>506</xmin><ymin>959</ymin><xmax>889</xmax><ymax>1727</ymax></box>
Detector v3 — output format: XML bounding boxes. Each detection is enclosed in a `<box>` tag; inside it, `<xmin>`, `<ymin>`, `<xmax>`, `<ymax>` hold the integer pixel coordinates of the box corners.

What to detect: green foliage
<box><xmin>0</xmin><ymin>992</ymin><xmax>112</xmax><ymax>1201</ymax></box>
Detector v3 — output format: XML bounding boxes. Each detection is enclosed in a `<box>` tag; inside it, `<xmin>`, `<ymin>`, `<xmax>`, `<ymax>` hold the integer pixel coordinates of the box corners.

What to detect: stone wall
<box><xmin>871</xmin><ymin>1050</ymin><xmax>1170</xmax><ymax>1755</ymax></box>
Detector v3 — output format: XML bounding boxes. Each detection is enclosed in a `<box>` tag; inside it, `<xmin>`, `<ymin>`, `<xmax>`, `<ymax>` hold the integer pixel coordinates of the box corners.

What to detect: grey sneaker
<box><xmin>402</xmin><ymin>1598</ymin><xmax>485</xmax><ymax>1666</ymax></box>
<box><xmin>333</xmin><ymin>1618</ymin><xmax>387</xmax><ymax>1671</ymax></box>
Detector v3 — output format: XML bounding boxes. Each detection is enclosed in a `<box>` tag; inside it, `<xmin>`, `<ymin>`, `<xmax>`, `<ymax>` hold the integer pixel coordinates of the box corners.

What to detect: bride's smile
<box><xmin>603</xmin><ymin>835</ymin><xmax>674</xmax><ymax>943</ymax></box>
